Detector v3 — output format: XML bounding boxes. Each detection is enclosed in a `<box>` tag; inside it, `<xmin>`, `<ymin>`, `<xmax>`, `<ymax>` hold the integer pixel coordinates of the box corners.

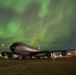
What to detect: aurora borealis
<box><xmin>0</xmin><ymin>0</ymin><xmax>76</xmax><ymax>52</ymax></box>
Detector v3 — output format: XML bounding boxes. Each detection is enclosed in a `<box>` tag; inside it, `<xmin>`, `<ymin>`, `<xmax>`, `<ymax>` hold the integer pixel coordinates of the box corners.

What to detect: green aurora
<box><xmin>0</xmin><ymin>0</ymin><xmax>76</xmax><ymax>52</ymax></box>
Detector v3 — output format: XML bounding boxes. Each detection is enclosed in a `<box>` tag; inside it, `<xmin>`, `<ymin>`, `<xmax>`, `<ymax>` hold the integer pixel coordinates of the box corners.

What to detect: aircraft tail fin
<box><xmin>38</xmin><ymin>40</ymin><xmax>40</xmax><ymax>50</ymax></box>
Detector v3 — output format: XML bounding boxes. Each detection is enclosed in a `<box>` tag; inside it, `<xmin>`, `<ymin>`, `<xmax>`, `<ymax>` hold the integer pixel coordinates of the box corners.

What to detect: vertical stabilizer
<box><xmin>38</xmin><ymin>40</ymin><xmax>40</xmax><ymax>50</ymax></box>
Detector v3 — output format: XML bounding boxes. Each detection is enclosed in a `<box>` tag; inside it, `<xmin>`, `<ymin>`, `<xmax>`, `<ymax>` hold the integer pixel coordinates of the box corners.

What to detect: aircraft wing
<box><xmin>29</xmin><ymin>49</ymin><xmax>76</xmax><ymax>58</ymax></box>
<box><xmin>30</xmin><ymin>49</ymin><xmax>75</xmax><ymax>55</ymax></box>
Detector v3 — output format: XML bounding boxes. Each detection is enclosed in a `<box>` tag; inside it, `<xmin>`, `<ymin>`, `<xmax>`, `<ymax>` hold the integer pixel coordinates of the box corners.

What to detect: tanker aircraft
<box><xmin>10</xmin><ymin>42</ymin><xmax>75</xmax><ymax>59</ymax></box>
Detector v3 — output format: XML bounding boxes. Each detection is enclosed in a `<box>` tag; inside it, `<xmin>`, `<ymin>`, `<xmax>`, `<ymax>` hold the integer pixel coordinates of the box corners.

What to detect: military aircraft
<box><xmin>10</xmin><ymin>42</ymin><xmax>75</xmax><ymax>59</ymax></box>
<box><xmin>10</xmin><ymin>42</ymin><xmax>50</xmax><ymax>58</ymax></box>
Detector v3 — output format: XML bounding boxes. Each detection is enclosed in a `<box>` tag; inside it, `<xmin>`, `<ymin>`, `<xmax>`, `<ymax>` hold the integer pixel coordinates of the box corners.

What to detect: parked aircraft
<box><xmin>10</xmin><ymin>42</ymin><xmax>51</xmax><ymax>58</ymax></box>
<box><xmin>10</xmin><ymin>42</ymin><xmax>75</xmax><ymax>59</ymax></box>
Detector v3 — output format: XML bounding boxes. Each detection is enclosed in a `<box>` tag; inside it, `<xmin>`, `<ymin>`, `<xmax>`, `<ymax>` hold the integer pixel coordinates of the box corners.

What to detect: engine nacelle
<box><xmin>61</xmin><ymin>51</ymin><xmax>67</xmax><ymax>57</ymax></box>
<box><xmin>46</xmin><ymin>52</ymin><xmax>51</xmax><ymax>58</ymax></box>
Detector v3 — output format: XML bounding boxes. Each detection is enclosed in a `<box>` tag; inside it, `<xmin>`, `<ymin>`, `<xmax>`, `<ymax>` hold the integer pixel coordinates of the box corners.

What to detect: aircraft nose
<box><xmin>10</xmin><ymin>42</ymin><xmax>25</xmax><ymax>52</ymax></box>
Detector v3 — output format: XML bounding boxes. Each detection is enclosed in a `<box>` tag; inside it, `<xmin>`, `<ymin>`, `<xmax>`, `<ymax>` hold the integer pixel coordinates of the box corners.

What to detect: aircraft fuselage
<box><xmin>10</xmin><ymin>42</ymin><xmax>39</xmax><ymax>56</ymax></box>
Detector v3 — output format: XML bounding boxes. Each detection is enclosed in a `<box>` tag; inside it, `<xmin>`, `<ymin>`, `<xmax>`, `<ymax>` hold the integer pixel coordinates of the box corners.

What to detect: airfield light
<box><xmin>1</xmin><ymin>44</ymin><xmax>4</xmax><ymax>50</ymax></box>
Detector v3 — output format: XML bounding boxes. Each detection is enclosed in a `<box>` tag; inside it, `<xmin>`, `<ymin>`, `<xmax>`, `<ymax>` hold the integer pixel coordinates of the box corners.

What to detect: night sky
<box><xmin>0</xmin><ymin>0</ymin><xmax>76</xmax><ymax>52</ymax></box>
